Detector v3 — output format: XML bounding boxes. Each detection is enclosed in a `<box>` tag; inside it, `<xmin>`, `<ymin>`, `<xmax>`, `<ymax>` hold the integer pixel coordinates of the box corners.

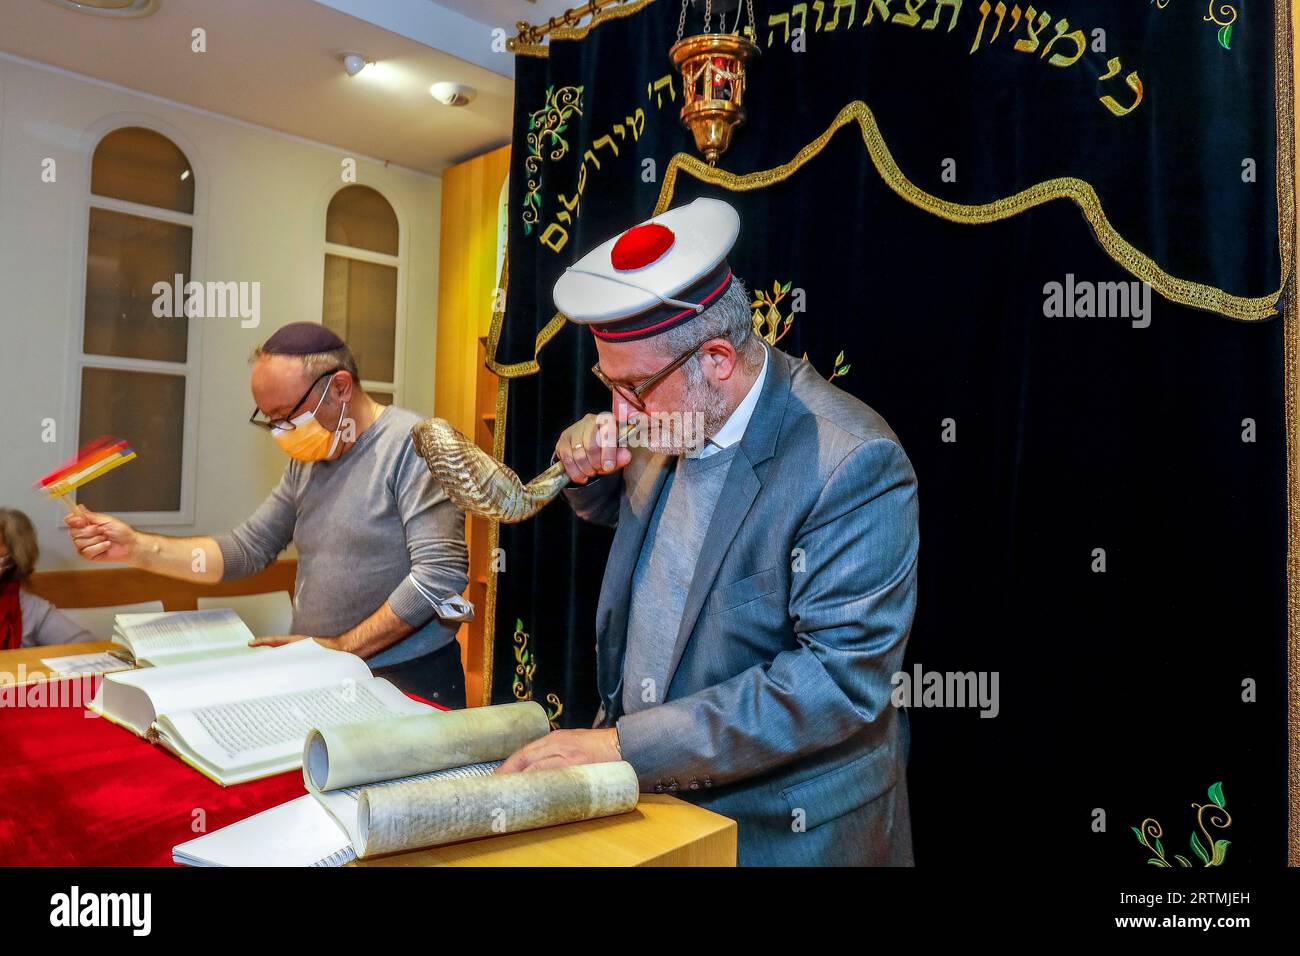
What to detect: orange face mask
<box><xmin>271</xmin><ymin>376</ymin><xmax>348</xmax><ymax>462</ymax></box>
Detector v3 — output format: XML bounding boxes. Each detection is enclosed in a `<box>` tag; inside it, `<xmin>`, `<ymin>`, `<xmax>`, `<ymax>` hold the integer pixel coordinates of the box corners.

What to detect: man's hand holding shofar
<box><xmin>554</xmin><ymin>412</ymin><xmax>631</xmax><ymax>485</ymax></box>
<box><xmin>495</xmin><ymin>727</ymin><xmax>621</xmax><ymax>774</ymax></box>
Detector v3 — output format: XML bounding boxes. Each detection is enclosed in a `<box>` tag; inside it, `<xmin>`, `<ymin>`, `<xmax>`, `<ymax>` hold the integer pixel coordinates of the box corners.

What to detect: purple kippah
<box><xmin>259</xmin><ymin>322</ymin><xmax>345</xmax><ymax>355</ymax></box>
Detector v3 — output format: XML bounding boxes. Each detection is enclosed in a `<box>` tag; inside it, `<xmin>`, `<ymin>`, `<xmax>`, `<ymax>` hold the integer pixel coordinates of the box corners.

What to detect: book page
<box><xmin>90</xmin><ymin>640</ymin><xmax>373</xmax><ymax>735</ymax></box>
<box><xmin>304</xmin><ymin>700</ymin><xmax>551</xmax><ymax>791</ymax></box>
<box><xmin>41</xmin><ymin>651</ymin><xmax>131</xmax><ymax>676</ymax></box>
<box><xmin>172</xmin><ymin>795</ymin><xmax>355</xmax><ymax>868</ymax></box>
<box><xmin>115</xmin><ymin>608</ymin><xmax>256</xmax><ymax>664</ymax></box>
<box><xmin>159</xmin><ymin>677</ymin><xmax>429</xmax><ymax>781</ymax></box>
<box><xmin>105</xmin><ymin>639</ymin><xmax>371</xmax><ymax>719</ymax></box>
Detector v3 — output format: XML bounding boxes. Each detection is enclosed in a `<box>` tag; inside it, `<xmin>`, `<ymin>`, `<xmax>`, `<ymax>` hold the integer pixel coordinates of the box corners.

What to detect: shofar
<box><xmin>410</xmin><ymin>417</ymin><xmax>632</xmax><ymax>523</ymax></box>
<box><xmin>358</xmin><ymin>761</ymin><xmax>640</xmax><ymax>857</ymax></box>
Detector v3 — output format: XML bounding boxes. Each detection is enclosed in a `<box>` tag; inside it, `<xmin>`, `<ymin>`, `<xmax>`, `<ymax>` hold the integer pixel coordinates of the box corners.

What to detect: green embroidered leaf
<box><xmin>1147</xmin><ymin>858</ymin><xmax>1169</xmax><ymax>867</ymax></box>
<box><xmin>1154</xmin><ymin>837</ymin><xmax>1164</xmax><ymax>858</ymax></box>
<box><xmin>1131</xmin><ymin>826</ymin><xmax>1145</xmax><ymax>844</ymax></box>
<box><xmin>1190</xmin><ymin>831</ymin><xmax>1210</xmax><ymax>865</ymax></box>
<box><xmin>1218</xmin><ymin>24</ymin><xmax>1232</xmax><ymax>50</ymax></box>
<box><xmin>782</xmin><ymin>281</ymin><xmax>792</xmax><ymax>293</ymax></box>
<box><xmin>837</xmin><ymin>364</ymin><xmax>851</xmax><ymax>376</ymax></box>
<box><xmin>1211</xmin><ymin>839</ymin><xmax>1231</xmax><ymax>867</ymax></box>
<box><xmin>1175</xmin><ymin>855</ymin><xmax>1192</xmax><ymax>867</ymax></box>
<box><xmin>783</xmin><ymin>315</ymin><xmax>794</xmax><ymax>327</ymax></box>
<box><xmin>1208</xmin><ymin>781</ymin><xmax>1225</xmax><ymax>808</ymax></box>
<box><xmin>516</xmin><ymin>618</ymin><xmax>524</xmax><ymax>631</ymax></box>
<box><xmin>834</xmin><ymin>351</ymin><xmax>845</xmax><ymax>366</ymax></box>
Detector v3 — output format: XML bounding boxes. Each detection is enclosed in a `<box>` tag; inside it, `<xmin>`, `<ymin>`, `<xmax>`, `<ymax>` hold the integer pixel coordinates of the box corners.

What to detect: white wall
<box><xmin>0</xmin><ymin>54</ymin><xmax>442</xmax><ymax>570</ymax></box>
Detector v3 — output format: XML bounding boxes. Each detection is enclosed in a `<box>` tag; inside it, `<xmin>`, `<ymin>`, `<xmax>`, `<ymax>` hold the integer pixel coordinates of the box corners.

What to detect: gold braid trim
<box><xmin>482</xmin><ymin>367</ymin><xmax>508</xmax><ymax>706</ymax></box>
<box><xmin>510</xmin><ymin>0</ymin><xmax>661</xmax><ymax>57</ymax></box>
<box><xmin>486</xmin><ymin>24</ymin><xmax>1298</xmax><ymax>733</ymax></box>
<box><xmin>1284</xmin><ymin>283</ymin><xmax>1298</xmax><ymax>864</ymax></box>
<box><xmin>481</xmin><ymin>250</ymin><xmax>512</xmax><ymax>704</ymax></box>
<box><xmin>489</xmin><ymin>97</ymin><xmax>1285</xmax><ymax>385</ymax></box>
<box><xmin>1272</xmin><ymin>0</ymin><xmax>1299</xmax><ymax>868</ymax></box>
<box><xmin>656</xmin><ymin>100</ymin><xmax>1282</xmax><ymax>320</ymax></box>
<box><xmin>484</xmin><ymin>247</ymin><xmax>570</xmax><ymax>380</ymax></box>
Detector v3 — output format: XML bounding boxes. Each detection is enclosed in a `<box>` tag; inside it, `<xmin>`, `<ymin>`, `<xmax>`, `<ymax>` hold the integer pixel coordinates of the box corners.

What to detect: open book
<box><xmin>111</xmin><ymin>608</ymin><xmax>261</xmax><ymax>667</ymax></box>
<box><xmin>89</xmin><ymin>640</ymin><xmax>432</xmax><ymax>785</ymax></box>
<box><xmin>173</xmin><ymin>796</ymin><xmax>356</xmax><ymax>867</ymax></box>
<box><xmin>173</xmin><ymin>702</ymin><xmax>640</xmax><ymax>864</ymax></box>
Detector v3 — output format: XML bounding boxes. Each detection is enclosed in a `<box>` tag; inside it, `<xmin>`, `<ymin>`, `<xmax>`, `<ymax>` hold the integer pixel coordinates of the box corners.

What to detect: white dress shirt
<box><xmin>691</xmin><ymin>343</ymin><xmax>770</xmax><ymax>459</ymax></box>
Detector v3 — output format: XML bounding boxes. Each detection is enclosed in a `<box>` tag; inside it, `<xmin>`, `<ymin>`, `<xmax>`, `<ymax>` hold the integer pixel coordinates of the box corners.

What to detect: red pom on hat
<box><xmin>610</xmin><ymin>223</ymin><xmax>675</xmax><ymax>271</ymax></box>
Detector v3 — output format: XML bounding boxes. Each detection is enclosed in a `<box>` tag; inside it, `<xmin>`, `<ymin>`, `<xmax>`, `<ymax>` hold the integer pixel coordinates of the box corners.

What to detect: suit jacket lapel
<box><xmin>661</xmin><ymin>342</ymin><xmax>793</xmax><ymax>692</ymax></box>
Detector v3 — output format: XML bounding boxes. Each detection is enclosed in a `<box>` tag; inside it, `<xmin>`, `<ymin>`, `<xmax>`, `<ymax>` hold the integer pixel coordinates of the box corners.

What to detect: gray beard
<box><xmin>638</xmin><ymin>377</ymin><xmax>731</xmax><ymax>455</ymax></box>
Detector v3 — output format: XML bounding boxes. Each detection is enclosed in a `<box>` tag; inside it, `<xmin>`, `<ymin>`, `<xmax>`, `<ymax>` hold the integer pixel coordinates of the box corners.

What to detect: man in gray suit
<box><xmin>496</xmin><ymin>199</ymin><xmax>918</xmax><ymax>865</ymax></box>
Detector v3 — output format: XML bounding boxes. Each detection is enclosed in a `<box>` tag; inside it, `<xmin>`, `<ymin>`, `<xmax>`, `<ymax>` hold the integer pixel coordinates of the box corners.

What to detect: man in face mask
<box><xmin>64</xmin><ymin>323</ymin><xmax>472</xmax><ymax>706</ymax></box>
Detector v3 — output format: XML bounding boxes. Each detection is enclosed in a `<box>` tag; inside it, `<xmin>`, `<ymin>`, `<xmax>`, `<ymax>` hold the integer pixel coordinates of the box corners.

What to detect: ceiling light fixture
<box><xmin>430</xmin><ymin>82</ymin><xmax>476</xmax><ymax>107</ymax></box>
<box><xmin>339</xmin><ymin>52</ymin><xmax>373</xmax><ymax>77</ymax></box>
<box><xmin>42</xmin><ymin>0</ymin><xmax>158</xmax><ymax>16</ymax></box>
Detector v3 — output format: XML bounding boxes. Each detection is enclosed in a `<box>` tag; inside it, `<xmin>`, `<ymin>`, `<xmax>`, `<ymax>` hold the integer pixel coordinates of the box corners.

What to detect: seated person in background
<box><xmin>1</xmin><ymin>507</ymin><xmax>92</xmax><ymax>648</ymax></box>
<box><xmin>64</xmin><ymin>323</ymin><xmax>472</xmax><ymax>706</ymax></box>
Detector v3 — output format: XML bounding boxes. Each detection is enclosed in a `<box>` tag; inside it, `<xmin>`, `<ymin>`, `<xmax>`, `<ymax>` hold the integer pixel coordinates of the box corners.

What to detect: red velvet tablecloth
<box><xmin>0</xmin><ymin>675</ymin><xmax>441</xmax><ymax>866</ymax></box>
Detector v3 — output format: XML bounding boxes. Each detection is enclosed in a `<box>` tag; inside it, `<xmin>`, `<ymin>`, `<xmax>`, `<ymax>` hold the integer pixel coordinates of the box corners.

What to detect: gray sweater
<box><xmin>213</xmin><ymin>406</ymin><xmax>470</xmax><ymax>667</ymax></box>
<box><xmin>621</xmin><ymin>443</ymin><xmax>739</xmax><ymax>715</ymax></box>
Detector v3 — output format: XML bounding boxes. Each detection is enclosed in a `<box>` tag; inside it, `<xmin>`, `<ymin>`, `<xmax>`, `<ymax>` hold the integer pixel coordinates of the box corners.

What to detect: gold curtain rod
<box><xmin>512</xmin><ymin>0</ymin><xmax>638</xmax><ymax>46</ymax></box>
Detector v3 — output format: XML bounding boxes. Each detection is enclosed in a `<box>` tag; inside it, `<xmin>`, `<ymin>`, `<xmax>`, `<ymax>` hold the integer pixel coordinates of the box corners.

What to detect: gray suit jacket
<box><xmin>564</xmin><ymin>341</ymin><xmax>919</xmax><ymax>866</ymax></box>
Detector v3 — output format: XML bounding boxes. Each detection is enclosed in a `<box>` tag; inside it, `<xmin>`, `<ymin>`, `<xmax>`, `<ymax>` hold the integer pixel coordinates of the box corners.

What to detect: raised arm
<box><xmin>562</xmin><ymin>472</ymin><xmax>623</xmax><ymax>528</ymax></box>
<box><xmin>210</xmin><ymin>465</ymin><xmax>299</xmax><ymax>580</ymax></box>
<box><xmin>66</xmin><ymin>505</ymin><xmax>227</xmax><ymax>584</ymax></box>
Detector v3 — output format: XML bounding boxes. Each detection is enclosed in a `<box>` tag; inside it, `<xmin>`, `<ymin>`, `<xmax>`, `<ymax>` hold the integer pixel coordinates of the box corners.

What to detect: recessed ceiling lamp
<box><xmin>42</xmin><ymin>0</ymin><xmax>158</xmax><ymax>17</ymax></box>
<box><xmin>339</xmin><ymin>52</ymin><xmax>373</xmax><ymax>77</ymax></box>
<box><xmin>430</xmin><ymin>82</ymin><xmax>476</xmax><ymax>107</ymax></box>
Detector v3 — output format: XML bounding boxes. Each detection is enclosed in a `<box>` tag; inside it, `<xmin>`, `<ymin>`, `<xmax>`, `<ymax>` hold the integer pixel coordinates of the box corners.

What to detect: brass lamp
<box><xmin>669</xmin><ymin>0</ymin><xmax>759</xmax><ymax>165</ymax></box>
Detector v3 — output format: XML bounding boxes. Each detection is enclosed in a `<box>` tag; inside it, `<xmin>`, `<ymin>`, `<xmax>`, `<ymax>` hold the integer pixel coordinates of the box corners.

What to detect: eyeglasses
<box><xmin>591</xmin><ymin>341</ymin><xmax>708</xmax><ymax>413</ymax></box>
<box><xmin>248</xmin><ymin>369</ymin><xmax>342</xmax><ymax>431</ymax></box>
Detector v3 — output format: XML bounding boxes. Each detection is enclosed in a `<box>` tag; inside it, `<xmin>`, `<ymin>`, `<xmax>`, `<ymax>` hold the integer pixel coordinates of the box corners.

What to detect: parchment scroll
<box><xmin>357</xmin><ymin>760</ymin><xmax>640</xmax><ymax>857</ymax></box>
<box><xmin>304</xmin><ymin>700</ymin><xmax>550</xmax><ymax>791</ymax></box>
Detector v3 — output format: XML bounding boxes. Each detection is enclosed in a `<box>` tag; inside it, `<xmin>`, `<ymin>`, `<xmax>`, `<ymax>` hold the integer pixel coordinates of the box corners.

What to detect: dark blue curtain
<box><xmin>492</xmin><ymin>0</ymin><xmax>1292</xmax><ymax>865</ymax></box>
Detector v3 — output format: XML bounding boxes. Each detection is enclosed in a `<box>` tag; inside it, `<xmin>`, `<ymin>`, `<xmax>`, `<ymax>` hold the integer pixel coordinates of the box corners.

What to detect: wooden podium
<box><xmin>1</xmin><ymin>642</ymin><xmax>738</xmax><ymax>867</ymax></box>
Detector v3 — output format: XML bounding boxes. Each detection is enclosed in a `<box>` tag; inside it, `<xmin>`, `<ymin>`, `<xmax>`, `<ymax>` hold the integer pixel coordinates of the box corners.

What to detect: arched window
<box><xmin>323</xmin><ymin>185</ymin><xmax>401</xmax><ymax>405</ymax></box>
<box><xmin>76</xmin><ymin>126</ymin><xmax>197</xmax><ymax>518</ymax></box>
